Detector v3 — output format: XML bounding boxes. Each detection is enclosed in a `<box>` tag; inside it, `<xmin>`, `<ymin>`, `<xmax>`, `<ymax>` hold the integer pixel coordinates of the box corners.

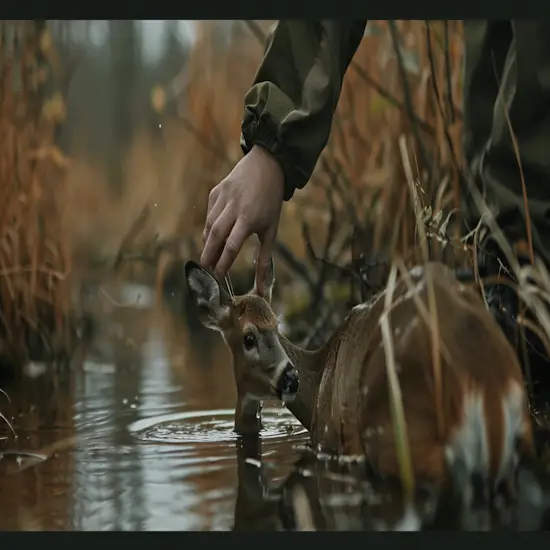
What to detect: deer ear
<box><xmin>185</xmin><ymin>261</ymin><xmax>231</xmax><ymax>331</ymax></box>
<box><xmin>253</xmin><ymin>256</ymin><xmax>275</xmax><ymax>304</ymax></box>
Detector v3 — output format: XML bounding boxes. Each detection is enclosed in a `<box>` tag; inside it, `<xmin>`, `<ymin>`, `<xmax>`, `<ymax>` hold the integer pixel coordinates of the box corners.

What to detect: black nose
<box><xmin>276</xmin><ymin>363</ymin><xmax>299</xmax><ymax>402</ymax></box>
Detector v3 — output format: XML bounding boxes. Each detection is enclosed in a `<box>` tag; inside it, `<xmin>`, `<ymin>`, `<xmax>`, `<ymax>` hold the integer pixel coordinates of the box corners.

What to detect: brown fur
<box><xmin>293</xmin><ymin>263</ymin><xmax>534</xmax><ymax>484</ymax></box>
<box><xmin>231</xmin><ymin>295</ymin><xmax>279</xmax><ymax>330</ymax></box>
<box><xmin>188</xmin><ymin>260</ymin><xmax>535</xmax><ymax>487</ymax></box>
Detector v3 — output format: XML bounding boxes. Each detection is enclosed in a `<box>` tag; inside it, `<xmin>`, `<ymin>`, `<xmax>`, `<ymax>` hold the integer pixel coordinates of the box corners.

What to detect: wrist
<box><xmin>250</xmin><ymin>144</ymin><xmax>285</xmax><ymax>199</ymax></box>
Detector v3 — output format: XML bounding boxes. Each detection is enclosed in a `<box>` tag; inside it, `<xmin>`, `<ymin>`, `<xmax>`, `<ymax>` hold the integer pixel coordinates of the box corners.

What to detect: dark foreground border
<box><xmin>3</xmin><ymin>2</ymin><xmax>550</xmax><ymax>22</ymax></box>
<box><xmin>0</xmin><ymin>531</ymin><xmax>548</xmax><ymax>550</ymax></box>
<box><xmin>0</xmin><ymin>532</ymin><xmax>543</xmax><ymax>544</ymax></box>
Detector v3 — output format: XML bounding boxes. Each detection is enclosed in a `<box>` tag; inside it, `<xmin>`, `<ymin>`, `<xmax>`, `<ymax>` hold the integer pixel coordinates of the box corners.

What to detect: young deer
<box><xmin>185</xmin><ymin>259</ymin><xmax>534</xmax><ymax>489</ymax></box>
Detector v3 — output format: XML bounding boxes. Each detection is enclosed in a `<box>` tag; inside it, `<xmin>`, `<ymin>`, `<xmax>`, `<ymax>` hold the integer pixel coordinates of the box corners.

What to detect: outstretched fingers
<box><xmin>200</xmin><ymin>207</ymin><xmax>236</xmax><ymax>271</ymax></box>
<box><xmin>214</xmin><ymin>220</ymin><xmax>250</xmax><ymax>280</ymax></box>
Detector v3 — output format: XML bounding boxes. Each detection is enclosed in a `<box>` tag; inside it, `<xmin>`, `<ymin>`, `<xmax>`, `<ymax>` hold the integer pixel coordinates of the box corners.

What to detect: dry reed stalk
<box><xmin>379</xmin><ymin>261</ymin><xmax>415</xmax><ymax>498</ymax></box>
<box><xmin>0</xmin><ymin>21</ymin><xmax>71</xmax><ymax>372</ymax></box>
<box><xmin>399</xmin><ymin>136</ymin><xmax>444</xmax><ymax>441</ymax></box>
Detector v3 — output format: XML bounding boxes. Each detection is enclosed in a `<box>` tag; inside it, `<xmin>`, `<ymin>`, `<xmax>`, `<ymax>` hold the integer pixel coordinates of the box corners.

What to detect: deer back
<box><xmin>310</xmin><ymin>262</ymin><xmax>533</xmax><ymax>484</ymax></box>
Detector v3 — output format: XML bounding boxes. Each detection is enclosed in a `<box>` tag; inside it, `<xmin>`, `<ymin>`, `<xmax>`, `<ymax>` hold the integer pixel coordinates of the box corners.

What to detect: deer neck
<box><xmin>277</xmin><ymin>333</ymin><xmax>327</xmax><ymax>432</ymax></box>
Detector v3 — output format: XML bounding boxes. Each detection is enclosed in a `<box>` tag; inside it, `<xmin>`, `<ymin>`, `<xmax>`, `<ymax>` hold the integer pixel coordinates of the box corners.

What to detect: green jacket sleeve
<box><xmin>240</xmin><ymin>20</ymin><xmax>367</xmax><ymax>200</ymax></box>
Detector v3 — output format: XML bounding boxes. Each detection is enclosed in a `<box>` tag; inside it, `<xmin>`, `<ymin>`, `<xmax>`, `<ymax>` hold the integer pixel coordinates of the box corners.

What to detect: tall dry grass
<box><xmin>319</xmin><ymin>20</ymin><xmax>464</xmax><ymax>263</ymax></box>
<box><xmin>0</xmin><ymin>21</ymin><xmax>72</xmax><ymax>369</ymax></box>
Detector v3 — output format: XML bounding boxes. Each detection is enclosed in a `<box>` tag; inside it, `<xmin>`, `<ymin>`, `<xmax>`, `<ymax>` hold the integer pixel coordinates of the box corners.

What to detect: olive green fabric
<box><xmin>240</xmin><ymin>20</ymin><xmax>367</xmax><ymax>200</ymax></box>
<box><xmin>241</xmin><ymin>20</ymin><xmax>550</xmax><ymax>264</ymax></box>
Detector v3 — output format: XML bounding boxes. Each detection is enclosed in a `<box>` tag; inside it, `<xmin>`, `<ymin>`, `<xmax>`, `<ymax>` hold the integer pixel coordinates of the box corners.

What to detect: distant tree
<box><xmin>147</xmin><ymin>21</ymin><xmax>191</xmax><ymax>143</ymax></box>
<box><xmin>161</xmin><ymin>21</ymin><xmax>188</xmax><ymax>80</ymax></box>
<box><xmin>107</xmin><ymin>20</ymin><xmax>138</xmax><ymax>194</ymax></box>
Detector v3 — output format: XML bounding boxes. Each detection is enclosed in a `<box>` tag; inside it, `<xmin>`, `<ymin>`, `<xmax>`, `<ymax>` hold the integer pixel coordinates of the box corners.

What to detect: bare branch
<box><xmin>273</xmin><ymin>240</ymin><xmax>316</xmax><ymax>294</ymax></box>
<box><xmin>443</xmin><ymin>21</ymin><xmax>455</xmax><ymax>124</ymax></box>
<box><xmin>389</xmin><ymin>22</ymin><xmax>434</xmax><ymax>186</ymax></box>
<box><xmin>351</xmin><ymin>61</ymin><xmax>436</xmax><ymax>138</ymax></box>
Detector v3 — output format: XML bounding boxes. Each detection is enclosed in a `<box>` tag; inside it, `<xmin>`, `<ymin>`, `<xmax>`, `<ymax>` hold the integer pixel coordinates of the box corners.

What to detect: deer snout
<box><xmin>275</xmin><ymin>362</ymin><xmax>299</xmax><ymax>403</ymax></box>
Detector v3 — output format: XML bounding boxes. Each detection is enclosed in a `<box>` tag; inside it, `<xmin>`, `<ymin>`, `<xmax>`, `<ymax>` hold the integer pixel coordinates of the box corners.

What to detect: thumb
<box><xmin>255</xmin><ymin>226</ymin><xmax>276</xmax><ymax>295</ymax></box>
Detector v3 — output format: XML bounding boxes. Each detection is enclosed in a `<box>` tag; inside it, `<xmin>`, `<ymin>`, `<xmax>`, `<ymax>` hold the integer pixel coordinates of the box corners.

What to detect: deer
<box><xmin>184</xmin><ymin>257</ymin><xmax>535</xmax><ymax>496</ymax></box>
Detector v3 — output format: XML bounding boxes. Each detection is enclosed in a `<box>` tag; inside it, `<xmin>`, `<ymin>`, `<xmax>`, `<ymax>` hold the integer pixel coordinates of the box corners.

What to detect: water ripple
<box><xmin>128</xmin><ymin>407</ymin><xmax>308</xmax><ymax>445</ymax></box>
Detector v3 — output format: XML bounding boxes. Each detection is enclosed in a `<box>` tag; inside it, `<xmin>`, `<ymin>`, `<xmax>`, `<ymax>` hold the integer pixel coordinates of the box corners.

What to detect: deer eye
<box><xmin>243</xmin><ymin>333</ymin><xmax>257</xmax><ymax>350</ymax></box>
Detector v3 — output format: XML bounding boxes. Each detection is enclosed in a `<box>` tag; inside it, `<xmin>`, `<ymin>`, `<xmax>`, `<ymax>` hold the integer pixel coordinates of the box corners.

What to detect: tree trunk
<box><xmin>107</xmin><ymin>19</ymin><xmax>138</xmax><ymax>194</ymax></box>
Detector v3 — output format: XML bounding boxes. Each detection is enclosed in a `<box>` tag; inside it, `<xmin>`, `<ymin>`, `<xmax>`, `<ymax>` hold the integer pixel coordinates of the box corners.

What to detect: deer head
<box><xmin>184</xmin><ymin>258</ymin><xmax>299</xmax><ymax>433</ymax></box>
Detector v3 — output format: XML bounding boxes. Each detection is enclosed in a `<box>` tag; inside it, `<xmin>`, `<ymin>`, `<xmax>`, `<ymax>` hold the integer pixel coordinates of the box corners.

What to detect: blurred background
<box><xmin>0</xmin><ymin>20</ymin><xmax>470</xmax><ymax>530</ymax></box>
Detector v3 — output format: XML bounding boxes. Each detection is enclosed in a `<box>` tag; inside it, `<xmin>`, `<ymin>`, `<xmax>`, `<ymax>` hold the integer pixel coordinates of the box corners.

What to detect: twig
<box><xmin>389</xmin><ymin>21</ymin><xmax>433</xmax><ymax>185</ymax></box>
<box><xmin>490</xmin><ymin>52</ymin><xmax>534</xmax><ymax>266</ymax></box>
<box><xmin>379</xmin><ymin>262</ymin><xmax>415</xmax><ymax>498</ymax></box>
<box><xmin>351</xmin><ymin>61</ymin><xmax>436</xmax><ymax>138</ymax></box>
<box><xmin>301</xmin><ymin>224</ymin><xmax>362</xmax><ymax>285</ymax></box>
<box><xmin>399</xmin><ymin>136</ymin><xmax>444</xmax><ymax>440</ymax></box>
<box><xmin>311</xmin><ymin>186</ymin><xmax>338</xmax><ymax>304</ymax></box>
<box><xmin>113</xmin><ymin>204</ymin><xmax>151</xmax><ymax>270</ymax></box>
<box><xmin>302</xmin><ymin>306</ymin><xmax>336</xmax><ymax>350</ymax></box>
<box><xmin>173</xmin><ymin>114</ymin><xmax>233</xmax><ymax>167</ymax></box>
<box><xmin>425</xmin><ymin>21</ymin><xmax>465</xmax><ymax>209</ymax></box>
<box><xmin>319</xmin><ymin>155</ymin><xmax>360</xmax><ymax>228</ymax></box>
<box><xmin>443</xmin><ymin>21</ymin><xmax>455</xmax><ymax>124</ymax></box>
<box><xmin>273</xmin><ymin>240</ymin><xmax>316</xmax><ymax>294</ymax></box>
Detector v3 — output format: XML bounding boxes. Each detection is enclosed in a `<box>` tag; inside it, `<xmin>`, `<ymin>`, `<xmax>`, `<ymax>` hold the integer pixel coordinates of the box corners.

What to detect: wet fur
<box><xmin>302</xmin><ymin>263</ymin><xmax>534</xmax><ymax>486</ymax></box>
<box><xmin>186</xmin><ymin>260</ymin><xmax>534</xmax><ymax>487</ymax></box>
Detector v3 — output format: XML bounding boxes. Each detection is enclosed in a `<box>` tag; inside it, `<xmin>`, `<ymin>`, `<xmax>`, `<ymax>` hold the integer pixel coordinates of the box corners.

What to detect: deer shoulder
<box><xmin>311</xmin><ymin>263</ymin><xmax>533</xmax><ymax>484</ymax></box>
<box><xmin>185</xmin><ymin>259</ymin><xmax>534</xmax><ymax>488</ymax></box>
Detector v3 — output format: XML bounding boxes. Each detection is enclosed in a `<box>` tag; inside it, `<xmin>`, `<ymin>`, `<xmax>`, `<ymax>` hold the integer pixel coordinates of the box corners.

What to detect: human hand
<box><xmin>200</xmin><ymin>145</ymin><xmax>285</xmax><ymax>293</ymax></box>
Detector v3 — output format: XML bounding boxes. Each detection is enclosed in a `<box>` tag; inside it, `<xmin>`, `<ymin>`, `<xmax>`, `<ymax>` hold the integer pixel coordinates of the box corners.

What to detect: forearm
<box><xmin>241</xmin><ymin>20</ymin><xmax>367</xmax><ymax>200</ymax></box>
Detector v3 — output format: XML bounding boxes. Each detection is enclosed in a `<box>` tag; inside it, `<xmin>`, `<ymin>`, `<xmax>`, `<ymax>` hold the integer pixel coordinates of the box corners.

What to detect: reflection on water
<box><xmin>0</xmin><ymin>281</ymin><xmax>308</xmax><ymax>531</ymax></box>
<box><xmin>2</xmin><ymin>280</ymin><xmax>550</xmax><ymax>531</ymax></box>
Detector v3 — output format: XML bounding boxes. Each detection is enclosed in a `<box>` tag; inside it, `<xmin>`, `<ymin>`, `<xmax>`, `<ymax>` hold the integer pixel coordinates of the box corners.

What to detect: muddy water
<box><xmin>2</xmin><ymin>282</ymin><xmax>550</xmax><ymax>531</ymax></box>
<box><xmin>0</xmin><ymin>282</ymin><xmax>308</xmax><ymax>531</ymax></box>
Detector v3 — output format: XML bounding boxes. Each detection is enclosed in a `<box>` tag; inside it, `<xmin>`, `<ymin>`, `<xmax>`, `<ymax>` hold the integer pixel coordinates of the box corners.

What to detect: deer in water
<box><xmin>184</xmin><ymin>258</ymin><xmax>534</xmax><ymax>492</ymax></box>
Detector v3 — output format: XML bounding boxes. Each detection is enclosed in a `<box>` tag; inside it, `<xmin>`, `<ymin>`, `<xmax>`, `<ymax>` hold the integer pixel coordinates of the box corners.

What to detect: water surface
<box><xmin>2</xmin><ymin>281</ymin><xmax>550</xmax><ymax>531</ymax></box>
<box><xmin>0</xmin><ymin>282</ymin><xmax>307</xmax><ymax>531</ymax></box>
